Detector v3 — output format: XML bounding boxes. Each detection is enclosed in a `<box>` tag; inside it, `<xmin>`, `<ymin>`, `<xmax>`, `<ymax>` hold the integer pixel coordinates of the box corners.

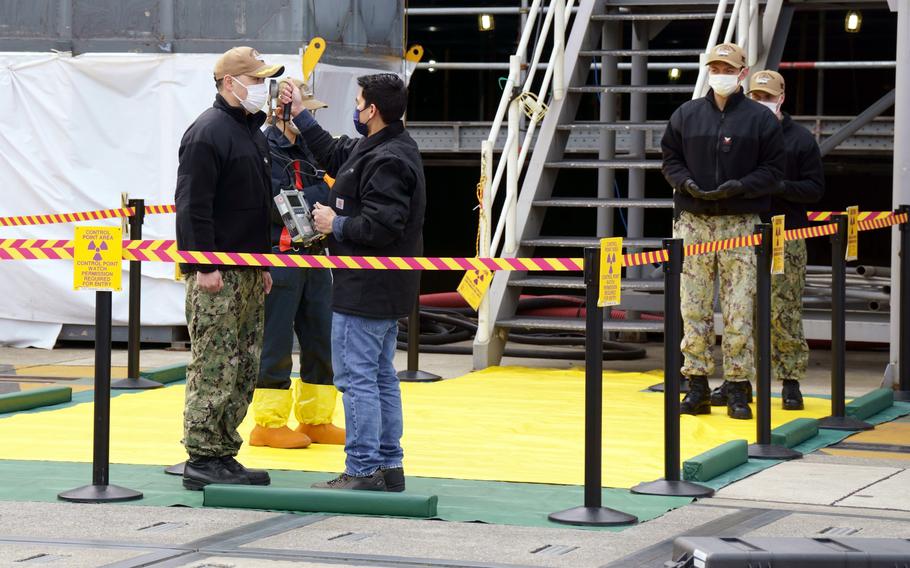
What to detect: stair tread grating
<box><xmin>534</xmin><ymin>198</ymin><xmax>673</xmax><ymax>208</ymax></box>
<box><xmin>510</xmin><ymin>276</ymin><xmax>664</xmax><ymax>291</ymax></box>
<box><xmin>498</xmin><ymin>317</ymin><xmax>665</xmax><ymax>332</ymax></box>
<box><xmin>521</xmin><ymin>236</ymin><xmax>665</xmax><ymax>248</ymax></box>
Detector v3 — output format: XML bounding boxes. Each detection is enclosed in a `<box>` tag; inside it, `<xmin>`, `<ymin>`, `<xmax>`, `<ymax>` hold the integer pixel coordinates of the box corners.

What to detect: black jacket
<box><xmin>662</xmin><ymin>89</ymin><xmax>786</xmax><ymax>216</ymax></box>
<box><xmin>264</xmin><ymin>125</ymin><xmax>330</xmax><ymax>248</ymax></box>
<box><xmin>175</xmin><ymin>94</ymin><xmax>272</xmax><ymax>273</ymax></box>
<box><xmin>762</xmin><ymin>114</ymin><xmax>825</xmax><ymax>230</ymax></box>
<box><xmin>295</xmin><ymin>116</ymin><xmax>426</xmax><ymax>320</ymax></box>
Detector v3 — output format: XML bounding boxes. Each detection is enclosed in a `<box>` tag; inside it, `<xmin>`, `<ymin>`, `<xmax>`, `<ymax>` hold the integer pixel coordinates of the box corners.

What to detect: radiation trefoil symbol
<box><xmin>87</xmin><ymin>240</ymin><xmax>108</xmax><ymax>261</ymax></box>
<box><xmin>606</xmin><ymin>253</ymin><xmax>616</xmax><ymax>275</ymax></box>
<box><xmin>473</xmin><ymin>272</ymin><xmax>486</xmax><ymax>285</ymax></box>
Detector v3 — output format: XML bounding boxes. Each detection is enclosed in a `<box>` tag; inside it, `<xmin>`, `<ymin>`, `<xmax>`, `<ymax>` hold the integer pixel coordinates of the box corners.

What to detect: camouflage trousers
<box><xmin>183</xmin><ymin>270</ymin><xmax>265</xmax><ymax>458</ymax></box>
<box><xmin>674</xmin><ymin>211</ymin><xmax>759</xmax><ymax>382</ymax></box>
<box><xmin>771</xmin><ymin>239</ymin><xmax>809</xmax><ymax>382</ymax></box>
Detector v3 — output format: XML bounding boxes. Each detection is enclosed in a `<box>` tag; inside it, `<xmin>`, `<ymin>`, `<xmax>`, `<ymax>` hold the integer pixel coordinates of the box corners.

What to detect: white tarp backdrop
<box><xmin>0</xmin><ymin>51</ymin><xmax>387</xmax><ymax>348</ymax></box>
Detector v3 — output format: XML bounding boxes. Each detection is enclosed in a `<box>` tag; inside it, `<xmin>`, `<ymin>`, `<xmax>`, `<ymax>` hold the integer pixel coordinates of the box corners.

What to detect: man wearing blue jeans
<box><xmin>281</xmin><ymin>73</ymin><xmax>425</xmax><ymax>491</ymax></box>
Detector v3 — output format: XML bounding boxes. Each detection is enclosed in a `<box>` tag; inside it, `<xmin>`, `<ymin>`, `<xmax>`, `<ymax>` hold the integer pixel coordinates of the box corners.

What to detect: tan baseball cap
<box><xmin>748</xmin><ymin>70</ymin><xmax>785</xmax><ymax>97</ymax></box>
<box><xmin>706</xmin><ymin>43</ymin><xmax>747</xmax><ymax>69</ymax></box>
<box><xmin>214</xmin><ymin>46</ymin><xmax>284</xmax><ymax>80</ymax></box>
<box><xmin>282</xmin><ymin>78</ymin><xmax>328</xmax><ymax>111</ymax></box>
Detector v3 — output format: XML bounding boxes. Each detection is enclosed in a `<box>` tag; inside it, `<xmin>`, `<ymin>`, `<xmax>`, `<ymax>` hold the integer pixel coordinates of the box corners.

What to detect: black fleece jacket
<box><xmin>295</xmin><ymin>116</ymin><xmax>426</xmax><ymax>320</ymax></box>
<box><xmin>175</xmin><ymin>94</ymin><xmax>272</xmax><ymax>273</ymax></box>
<box><xmin>762</xmin><ymin>114</ymin><xmax>825</xmax><ymax>230</ymax></box>
<box><xmin>661</xmin><ymin>89</ymin><xmax>786</xmax><ymax>216</ymax></box>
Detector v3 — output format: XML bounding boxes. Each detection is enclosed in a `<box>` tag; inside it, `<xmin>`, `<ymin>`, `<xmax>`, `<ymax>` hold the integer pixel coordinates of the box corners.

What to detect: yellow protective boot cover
<box><xmin>293</xmin><ymin>381</ymin><xmax>337</xmax><ymax>426</ymax></box>
<box><xmin>251</xmin><ymin>388</ymin><xmax>292</xmax><ymax>428</ymax></box>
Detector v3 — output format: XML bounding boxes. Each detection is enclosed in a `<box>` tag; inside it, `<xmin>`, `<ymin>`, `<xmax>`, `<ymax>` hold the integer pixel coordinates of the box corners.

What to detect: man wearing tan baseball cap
<box><xmin>748</xmin><ymin>69</ymin><xmax>825</xmax><ymax>412</ymax></box>
<box><xmin>661</xmin><ymin>43</ymin><xmax>786</xmax><ymax>420</ymax></box>
<box><xmin>174</xmin><ymin>46</ymin><xmax>285</xmax><ymax>491</ymax></box>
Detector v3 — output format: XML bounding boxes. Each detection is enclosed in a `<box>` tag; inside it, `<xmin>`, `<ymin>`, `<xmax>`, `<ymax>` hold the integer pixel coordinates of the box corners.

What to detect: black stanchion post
<box><xmin>819</xmin><ymin>215</ymin><xmax>874</xmax><ymax>430</ymax></box>
<box><xmin>59</xmin><ymin>292</ymin><xmax>143</xmax><ymax>503</ymax></box>
<box><xmin>397</xmin><ymin>274</ymin><xmax>442</xmax><ymax>383</ymax></box>
<box><xmin>896</xmin><ymin>204</ymin><xmax>910</xmax><ymax>402</ymax></box>
<box><xmin>748</xmin><ymin>224</ymin><xmax>802</xmax><ymax>459</ymax></box>
<box><xmin>550</xmin><ymin>247</ymin><xmax>637</xmax><ymax>527</ymax></box>
<box><xmin>633</xmin><ymin>239</ymin><xmax>714</xmax><ymax>496</ymax></box>
<box><xmin>113</xmin><ymin>199</ymin><xmax>163</xmax><ymax>390</ymax></box>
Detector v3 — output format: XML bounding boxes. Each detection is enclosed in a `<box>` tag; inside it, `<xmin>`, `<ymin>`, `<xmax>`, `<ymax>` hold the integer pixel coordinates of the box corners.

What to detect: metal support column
<box><xmin>627</xmin><ymin>21</ymin><xmax>647</xmax><ymax>284</ymax></box>
<box><xmin>597</xmin><ymin>21</ymin><xmax>619</xmax><ymax>238</ymax></box>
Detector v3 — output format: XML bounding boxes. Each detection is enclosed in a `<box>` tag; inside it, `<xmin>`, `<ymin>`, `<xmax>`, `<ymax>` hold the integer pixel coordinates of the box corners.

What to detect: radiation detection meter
<box><xmin>274</xmin><ymin>190</ymin><xmax>322</xmax><ymax>247</ymax></box>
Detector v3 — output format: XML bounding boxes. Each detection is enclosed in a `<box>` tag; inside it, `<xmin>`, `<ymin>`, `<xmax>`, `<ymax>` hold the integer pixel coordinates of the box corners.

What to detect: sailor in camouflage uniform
<box><xmin>744</xmin><ymin>70</ymin><xmax>824</xmax><ymax>410</ymax></box>
<box><xmin>661</xmin><ymin>43</ymin><xmax>785</xmax><ymax>420</ymax></box>
<box><xmin>175</xmin><ymin>47</ymin><xmax>282</xmax><ymax>490</ymax></box>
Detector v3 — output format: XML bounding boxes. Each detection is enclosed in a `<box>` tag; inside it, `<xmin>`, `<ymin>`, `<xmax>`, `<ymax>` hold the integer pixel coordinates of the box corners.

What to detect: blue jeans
<box><xmin>331</xmin><ymin>312</ymin><xmax>403</xmax><ymax>476</ymax></box>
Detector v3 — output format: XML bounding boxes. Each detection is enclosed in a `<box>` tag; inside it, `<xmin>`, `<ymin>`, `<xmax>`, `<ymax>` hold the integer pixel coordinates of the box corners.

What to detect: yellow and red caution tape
<box><xmin>0</xmin><ymin>212</ymin><xmax>906</xmax><ymax>270</ymax></box>
<box><xmin>0</xmin><ymin>205</ymin><xmax>176</xmax><ymax>227</ymax></box>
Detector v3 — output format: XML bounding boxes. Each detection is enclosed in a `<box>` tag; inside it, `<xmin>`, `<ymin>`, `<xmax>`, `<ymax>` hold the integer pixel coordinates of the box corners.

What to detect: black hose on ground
<box><xmin>398</xmin><ymin>308</ymin><xmax>647</xmax><ymax>361</ymax></box>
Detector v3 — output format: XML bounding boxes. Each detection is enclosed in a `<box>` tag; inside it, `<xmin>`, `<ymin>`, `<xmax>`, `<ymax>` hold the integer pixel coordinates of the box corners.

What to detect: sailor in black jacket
<box><xmin>282</xmin><ymin>73</ymin><xmax>425</xmax><ymax>492</ymax></box>
<box><xmin>660</xmin><ymin>43</ymin><xmax>786</xmax><ymax>421</ymax></box>
<box><xmin>174</xmin><ymin>47</ymin><xmax>282</xmax><ymax>491</ymax></box>
<box><xmin>747</xmin><ymin>70</ymin><xmax>825</xmax><ymax>412</ymax></box>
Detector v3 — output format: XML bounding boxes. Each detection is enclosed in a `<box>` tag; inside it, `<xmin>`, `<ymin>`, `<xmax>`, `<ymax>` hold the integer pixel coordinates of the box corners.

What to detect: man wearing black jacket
<box><xmin>745</xmin><ymin>70</ymin><xmax>825</xmax><ymax>411</ymax></box>
<box><xmin>175</xmin><ymin>47</ymin><xmax>282</xmax><ymax>490</ymax></box>
<box><xmin>281</xmin><ymin>73</ymin><xmax>425</xmax><ymax>491</ymax></box>
<box><xmin>661</xmin><ymin>43</ymin><xmax>786</xmax><ymax>420</ymax></box>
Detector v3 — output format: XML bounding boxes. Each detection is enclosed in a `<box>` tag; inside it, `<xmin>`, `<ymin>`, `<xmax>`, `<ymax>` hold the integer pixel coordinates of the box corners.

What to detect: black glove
<box><xmin>701</xmin><ymin>179</ymin><xmax>745</xmax><ymax>201</ymax></box>
<box><xmin>678</xmin><ymin>179</ymin><xmax>702</xmax><ymax>198</ymax></box>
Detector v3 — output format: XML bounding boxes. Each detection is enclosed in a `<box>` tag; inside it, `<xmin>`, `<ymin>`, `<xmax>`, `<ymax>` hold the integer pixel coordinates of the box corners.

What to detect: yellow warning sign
<box><xmin>598</xmin><ymin>237</ymin><xmax>622</xmax><ymax>307</ymax></box>
<box><xmin>771</xmin><ymin>215</ymin><xmax>785</xmax><ymax>275</ymax></box>
<box><xmin>457</xmin><ymin>269</ymin><xmax>493</xmax><ymax>311</ymax></box>
<box><xmin>73</xmin><ymin>226</ymin><xmax>122</xmax><ymax>292</ymax></box>
<box><xmin>846</xmin><ymin>205</ymin><xmax>859</xmax><ymax>261</ymax></box>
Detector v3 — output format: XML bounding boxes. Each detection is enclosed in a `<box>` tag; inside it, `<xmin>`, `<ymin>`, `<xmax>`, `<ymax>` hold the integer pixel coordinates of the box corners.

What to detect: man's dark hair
<box><xmin>215</xmin><ymin>77</ymin><xmax>223</xmax><ymax>90</ymax></box>
<box><xmin>357</xmin><ymin>73</ymin><xmax>407</xmax><ymax>123</ymax></box>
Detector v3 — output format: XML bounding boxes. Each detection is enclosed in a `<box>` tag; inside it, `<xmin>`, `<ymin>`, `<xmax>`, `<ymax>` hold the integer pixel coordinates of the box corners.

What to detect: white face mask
<box><xmin>758</xmin><ymin>100</ymin><xmax>780</xmax><ymax>116</ymax></box>
<box><xmin>708</xmin><ymin>73</ymin><xmax>740</xmax><ymax>97</ymax></box>
<box><xmin>229</xmin><ymin>77</ymin><xmax>268</xmax><ymax>113</ymax></box>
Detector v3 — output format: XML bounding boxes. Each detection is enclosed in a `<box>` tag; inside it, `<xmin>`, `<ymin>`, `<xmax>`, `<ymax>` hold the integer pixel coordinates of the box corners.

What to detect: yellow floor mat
<box><xmin>0</xmin><ymin>367</ymin><xmax>834</xmax><ymax>488</ymax></box>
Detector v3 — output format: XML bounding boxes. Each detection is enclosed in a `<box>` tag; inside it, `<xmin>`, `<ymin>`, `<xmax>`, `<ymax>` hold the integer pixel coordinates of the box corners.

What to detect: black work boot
<box><xmin>679</xmin><ymin>376</ymin><xmax>711</xmax><ymax>415</ymax></box>
<box><xmin>781</xmin><ymin>379</ymin><xmax>805</xmax><ymax>410</ymax></box>
<box><xmin>220</xmin><ymin>456</ymin><xmax>271</xmax><ymax>486</ymax></box>
<box><xmin>381</xmin><ymin>467</ymin><xmax>405</xmax><ymax>493</ymax></box>
<box><xmin>726</xmin><ymin>381</ymin><xmax>754</xmax><ymax>420</ymax></box>
<box><xmin>183</xmin><ymin>456</ymin><xmax>251</xmax><ymax>491</ymax></box>
<box><xmin>312</xmin><ymin>471</ymin><xmax>387</xmax><ymax>491</ymax></box>
<box><xmin>710</xmin><ymin>379</ymin><xmax>754</xmax><ymax>406</ymax></box>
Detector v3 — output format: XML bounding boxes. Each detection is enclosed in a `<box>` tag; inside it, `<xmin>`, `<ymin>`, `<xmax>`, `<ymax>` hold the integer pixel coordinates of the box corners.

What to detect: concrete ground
<box><xmin>0</xmin><ymin>342</ymin><xmax>908</xmax><ymax>567</ymax></box>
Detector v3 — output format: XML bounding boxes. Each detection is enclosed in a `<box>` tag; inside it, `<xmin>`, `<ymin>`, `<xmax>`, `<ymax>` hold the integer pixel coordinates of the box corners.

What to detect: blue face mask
<box><xmin>353</xmin><ymin>105</ymin><xmax>370</xmax><ymax>136</ymax></box>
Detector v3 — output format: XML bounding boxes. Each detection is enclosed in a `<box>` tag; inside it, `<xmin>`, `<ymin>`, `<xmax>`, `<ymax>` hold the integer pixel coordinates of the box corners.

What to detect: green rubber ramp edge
<box><xmin>682</xmin><ymin>439</ymin><xmax>748</xmax><ymax>482</ymax></box>
<box><xmin>0</xmin><ymin>387</ymin><xmax>72</xmax><ymax>414</ymax></box>
<box><xmin>845</xmin><ymin>388</ymin><xmax>894</xmax><ymax>421</ymax></box>
<box><xmin>771</xmin><ymin>417</ymin><xmax>819</xmax><ymax>448</ymax></box>
<box><xmin>139</xmin><ymin>363</ymin><xmax>186</xmax><ymax>384</ymax></box>
<box><xmin>203</xmin><ymin>484</ymin><xmax>439</xmax><ymax>518</ymax></box>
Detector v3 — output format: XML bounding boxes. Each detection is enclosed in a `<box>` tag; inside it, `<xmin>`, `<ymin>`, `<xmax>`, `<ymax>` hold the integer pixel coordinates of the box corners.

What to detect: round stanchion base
<box><xmin>818</xmin><ymin>415</ymin><xmax>874</xmax><ymax>431</ymax></box>
<box><xmin>630</xmin><ymin>478</ymin><xmax>715</xmax><ymax>498</ymax></box>
<box><xmin>111</xmin><ymin>377</ymin><xmax>164</xmax><ymax>390</ymax></box>
<box><xmin>397</xmin><ymin>370</ymin><xmax>442</xmax><ymax>383</ymax></box>
<box><xmin>894</xmin><ymin>390</ymin><xmax>910</xmax><ymax>403</ymax></box>
<box><xmin>748</xmin><ymin>443</ymin><xmax>802</xmax><ymax>460</ymax></box>
<box><xmin>58</xmin><ymin>484</ymin><xmax>143</xmax><ymax>503</ymax></box>
<box><xmin>548</xmin><ymin>506</ymin><xmax>638</xmax><ymax>527</ymax></box>
<box><xmin>165</xmin><ymin>462</ymin><xmax>186</xmax><ymax>476</ymax></box>
<box><xmin>648</xmin><ymin>378</ymin><xmax>690</xmax><ymax>394</ymax></box>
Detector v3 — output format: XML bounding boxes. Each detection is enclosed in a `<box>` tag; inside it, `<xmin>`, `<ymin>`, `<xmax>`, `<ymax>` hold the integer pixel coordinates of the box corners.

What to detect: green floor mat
<box><xmin>0</xmin><ymin>460</ymin><xmax>689</xmax><ymax>530</ymax></box>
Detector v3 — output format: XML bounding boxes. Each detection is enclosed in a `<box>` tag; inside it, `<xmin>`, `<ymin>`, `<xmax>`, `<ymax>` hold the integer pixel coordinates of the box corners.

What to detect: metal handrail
<box><xmin>476</xmin><ymin>0</ymin><xmax>569</xmax><ymax>345</ymax></box>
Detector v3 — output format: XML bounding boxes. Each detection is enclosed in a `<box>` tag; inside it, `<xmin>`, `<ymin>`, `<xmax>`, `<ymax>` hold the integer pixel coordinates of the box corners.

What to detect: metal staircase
<box><xmin>473</xmin><ymin>0</ymin><xmax>782</xmax><ymax>368</ymax></box>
